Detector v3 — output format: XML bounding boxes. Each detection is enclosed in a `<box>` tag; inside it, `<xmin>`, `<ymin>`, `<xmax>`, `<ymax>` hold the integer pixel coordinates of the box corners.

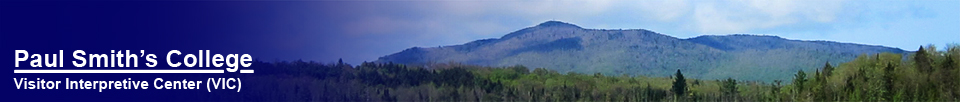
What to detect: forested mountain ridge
<box><xmin>377</xmin><ymin>21</ymin><xmax>905</xmax><ymax>82</ymax></box>
<box><xmin>231</xmin><ymin>45</ymin><xmax>958</xmax><ymax>101</ymax></box>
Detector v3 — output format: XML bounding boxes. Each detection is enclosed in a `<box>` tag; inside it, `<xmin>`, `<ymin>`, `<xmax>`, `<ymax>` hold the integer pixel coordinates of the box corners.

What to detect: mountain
<box><xmin>376</xmin><ymin>21</ymin><xmax>906</xmax><ymax>81</ymax></box>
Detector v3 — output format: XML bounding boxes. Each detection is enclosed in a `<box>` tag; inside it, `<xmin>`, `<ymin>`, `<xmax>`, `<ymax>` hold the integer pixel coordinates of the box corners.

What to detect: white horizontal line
<box><xmin>239</xmin><ymin>70</ymin><xmax>254</xmax><ymax>73</ymax></box>
<box><xmin>13</xmin><ymin>70</ymin><xmax>225</xmax><ymax>73</ymax></box>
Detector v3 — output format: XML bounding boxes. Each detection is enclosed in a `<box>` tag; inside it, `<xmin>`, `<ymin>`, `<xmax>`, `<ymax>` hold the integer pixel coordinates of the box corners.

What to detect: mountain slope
<box><xmin>376</xmin><ymin>21</ymin><xmax>905</xmax><ymax>81</ymax></box>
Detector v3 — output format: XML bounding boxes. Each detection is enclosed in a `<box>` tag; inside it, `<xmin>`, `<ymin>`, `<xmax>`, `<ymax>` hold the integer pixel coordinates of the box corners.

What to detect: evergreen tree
<box><xmin>823</xmin><ymin>62</ymin><xmax>834</xmax><ymax>77</ymax></box>
<box><xmin>914</xmin><ymin>46</ymin><xmax>935</xmax><ymax>100</ymax></box>
<box><xmin>772</xmin><ymin>80</ymin><xmax>783</xmax><ymax>101</ymax></box>
<box><xmin>813</xmin><ymin>69</ymin><xmax>825</xmax><ymax>101</ymax></box>
<box><xmin>337</xmin><ymin>58</ymin><xmax>345</xmax><ymax>67</ymax></box>
<box><xmin>882</xmin><ymin>63</ymin><xmax>895</xmax><ymax>101</ymax></box>
<box><xmin>672</xmin><ymin>69</ymin><xmax>687</xmax><ymax>98</ymax></box>
<box><xmin>916</xmin><ymin>46</ymin><xmax>932</xmax><ymax>73</ymax></box>
<box><xmin>793</xmin><ymin>70</ymin><xmax>807</xmax><ymax>95</ymax></box>
<box><xmin>721</xmin><ymin>78</ymin><xmax>738</xmax><ymax>100</ymax></box>
<box><xmin>814</xmin><ymin>69</ymin><xmax>823</xmax><ymax>83</ymax></box>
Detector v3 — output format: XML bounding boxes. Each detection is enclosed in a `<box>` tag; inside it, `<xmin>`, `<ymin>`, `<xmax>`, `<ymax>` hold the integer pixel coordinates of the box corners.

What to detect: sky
<box><xmin>246</xmin><ymin>0</ymin><xmax>960</xmax><ymax>64</ymax></box>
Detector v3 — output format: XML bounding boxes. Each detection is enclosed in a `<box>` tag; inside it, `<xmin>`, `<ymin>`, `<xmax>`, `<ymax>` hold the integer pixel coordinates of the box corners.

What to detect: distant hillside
<box><xmin>377</xmin><ymin>21</ymin><xmax>905</xmax><ymax>81</ymax></box>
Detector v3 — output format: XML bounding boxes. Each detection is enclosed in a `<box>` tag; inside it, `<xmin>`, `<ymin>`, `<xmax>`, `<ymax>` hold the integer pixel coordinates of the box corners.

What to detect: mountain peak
<box><xmin>536</xmin><ymin>21</ymin><xmax>580</xmax><ymax>28</ymax></box>
<box><xmin>378</xmin><ymin>21</ymin><xmax>906</xmax><ymax>82</ymax></box>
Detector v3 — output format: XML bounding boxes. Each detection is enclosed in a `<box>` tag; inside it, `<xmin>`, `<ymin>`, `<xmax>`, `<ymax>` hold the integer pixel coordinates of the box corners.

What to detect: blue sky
<box><xmin>248</xmin><ymin>0</ymin><xmax>960</xmax><ymax>64</ymax></box>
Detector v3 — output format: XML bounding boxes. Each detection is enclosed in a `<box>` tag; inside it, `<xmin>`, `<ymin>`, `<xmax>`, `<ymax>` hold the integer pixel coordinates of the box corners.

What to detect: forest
<box><xmin>223</xmin><ymin>45</ymin><xmax>959</xmax><ymax>101</ymax></box>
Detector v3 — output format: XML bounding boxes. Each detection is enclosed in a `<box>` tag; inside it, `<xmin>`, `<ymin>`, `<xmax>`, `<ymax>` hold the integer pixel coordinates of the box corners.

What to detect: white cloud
<box><xmin>689</xmin><ymin>0</ymin><xmax>845</xmax><ymax>34</ymax></box>
<box><xmin>693</xmin><ymin>3</ymin><xmax>750</xmax><ymax>33</ymax></box>
<box><xmin>635</xmin><ymin>0</ymin><xmax>690</xmax><ymax>21</ymax></box>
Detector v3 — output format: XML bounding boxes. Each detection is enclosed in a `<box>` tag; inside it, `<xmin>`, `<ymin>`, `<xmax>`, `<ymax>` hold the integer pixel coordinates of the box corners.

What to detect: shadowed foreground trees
<box><xmin>222</xmin><ymin>45</ymin><xmax>959</xmax><ymax>101</ymax></box>
<box><xmin>672</xmin><ymin>69</ymin><xmax>687</xmax><ymax>99</ymax></box>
